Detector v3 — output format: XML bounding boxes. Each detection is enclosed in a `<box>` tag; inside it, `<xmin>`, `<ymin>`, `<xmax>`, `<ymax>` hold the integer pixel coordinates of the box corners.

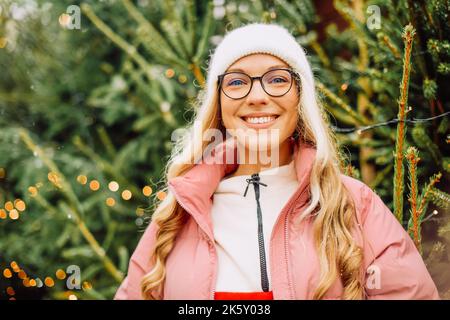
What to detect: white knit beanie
<box><xmin>205</xmin><ymin>23</ymin><xmax>313</xmax><ymax>100</ymax></box>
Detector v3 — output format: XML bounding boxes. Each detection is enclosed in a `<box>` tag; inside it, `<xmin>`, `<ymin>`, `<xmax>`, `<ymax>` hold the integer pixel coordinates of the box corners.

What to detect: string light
<box><xmin>106</xmin><ymin>197</ymin><xmax>116</xmax><ymax>207</ymax></box>
<box><xmin>10</xmin><ymin>261</ymin><xmax>19</xmax><ymax>272</ymax></box>
<box><xmin>76</xmin><ymin>175</ymin><xmax>87</xmax><ymax>185</ymax></box>
<box><xmin>165</xmin><ymin>69</ymin><xmax>175</xmax><ymax>78</ymax></box>
<box><xmin>121</xmin><ymin>190</ymin><xmax>132</xmax><ymax>200</ymax></box>
<box><xmin>422</xmin><ymin>210</ymin><xmax>439</xmax><ymax>223</ymax></box>
<box><xmin>58</xmin><ymin>14</ymin><xmax>71</xmax><ymax>28</ymax></box>
<box><xmin>82</xmin><ymin>281</ymin><xmax>92</xmax><ymax>290</ymax></box>
<box><xmin>108</xmin><ymin>181</ymin><xmax>119</xmax><ymax>192</ymax></box>
<box><xmin>9</xmin><ymin>209</ymin><xmax>19</xmax><ymax>220</ymax></box>
<box><xmin>28</xmin><ymin>186</ymin><xmax>38</xmax><ymax>197</ymax></box>
<box><xmin>142</xmin><ymin>186</ymin><xmax>152</xmax><ymax>196</ymax></box>
<box><xmin>156</xmin><ymin>191</ymin><xmax>166</xmax><ymax>201</ymax></box>
<box><xmin>2</xmin><ymin>259</ymin><xmax>95</xmax><ymax>297</ymax></box>
<box><xmin>18</xmin><ymin>270</ymin><xmax>27</xmax><ymax>279</ymax></box>
<box><xmin>5</xmin><ymin>201</ymin><xmax>14</xmax><ymax>211</ymax></box>
<box><xmin>89</xmin><ymin>180</ymin><xmax>100</xmax><ymax>191</ymax></box>
<box><xmin>48</xmin><ymin>171</ymin><xmax>62</xmax><ymax>188</ymax></box>
<box><xmin>135</xmin><ymin>207</ymin><xmax>145</xmax><ymax>217</ymax></box>
<box><xmin>331</xmin><ymin>111</ymin><xmax>450</xmax><ymax>133</ymax></box>
<box><xmin>23</xmin><ymin>278</ymin><xmax>31</xmax><ymax>287</ymax></box>
<box><xmin>3</xmin><ymin>268</ymin><xmax>12</xmax><ymax>278</ymax></box>
<box><xmin>56</xmin><ymin>269</ymin><xmax>66</xmax><ymax>280</ymax></box>
<box><xmin>14</xmin><ymin>199</ymin><xmax>26</xmax><ymax>212</ymax></box>
<box><xmin>35</xmin><ymin>278</ymin><xmax>43</xmax><ymax>288</ymax></box>
<box><xmin>45</xmin><ymin>277</ymin><xmax>55</xmax><ymax>287</ymax></box>
<box><xmin>6</xmin><ymin>287</ymin><xmax>15</xmax><ymax>296</ymax></box>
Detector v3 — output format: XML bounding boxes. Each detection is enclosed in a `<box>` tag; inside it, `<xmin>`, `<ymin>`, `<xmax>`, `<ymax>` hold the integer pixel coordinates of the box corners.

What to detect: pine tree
<box><xmin>0</xmin><ymin>0</ymin><xmax>449</xmax><ymax>299</ymax></box>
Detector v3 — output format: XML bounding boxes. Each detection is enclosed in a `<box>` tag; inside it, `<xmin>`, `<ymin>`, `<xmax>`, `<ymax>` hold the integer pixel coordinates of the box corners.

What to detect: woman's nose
<box><xmin>246</xmin><ymin>79</ymin><xmax>269</xmax><ymax>105</ymax></box>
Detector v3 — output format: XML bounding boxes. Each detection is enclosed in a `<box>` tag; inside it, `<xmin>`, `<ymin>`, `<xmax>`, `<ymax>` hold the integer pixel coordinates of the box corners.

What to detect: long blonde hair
<box><xmin>141</xmin><ymin>58</ymin><xmax>365</xmax><ymax>300</ymax></box>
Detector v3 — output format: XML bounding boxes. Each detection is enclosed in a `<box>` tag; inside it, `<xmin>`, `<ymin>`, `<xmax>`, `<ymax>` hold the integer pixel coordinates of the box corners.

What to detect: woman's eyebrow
<box><xmin>226</xmin><ymin>65</ymin><xmax>288</xmax><ymax>73</ymax></box>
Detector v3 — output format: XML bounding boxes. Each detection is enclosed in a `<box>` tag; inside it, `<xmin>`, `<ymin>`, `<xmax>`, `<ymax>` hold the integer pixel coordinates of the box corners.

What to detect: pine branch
<box><xmin>378</xmin><ymin>32</ymin><xmax>402</xmax><ymax>59</ymax></box>
<box><xmin>393</xmin><ymin>23</ymin><xmax>416</xmax><ymax>224</ymax></box>
<box><xmin>316</xmin><ymin>81</ymin><xmax>369</xmax><ymax>125</ymax></box>
<box><xmin>72</xmin><ymin>135</ymin><xmax>145</xmax><ymax>203</ymax></box>
<box><xmin>192</xmin><ymin>1</ymin><xmax>214</xmax><ymax>87</ymax></box>
<box><xmin>428</xmin><ymin>188</ymin><xmax>450</xmax><ymax>210</ymax></box>
<box><xmin>406</xmin><ymin>147</ymin><xmax>422</xmax><ymax>252</ymax></box>
<box><xmin>81</xmin><ymin>4</ymin><xmax>158</xmax><ymax>80</ymax></box>
<box><xmin>18</xmin><ymin>128</ymin><xmax>124</xmax><ymax>283</ymax></box>
<box><xmin>417</xmin><ymin>172</ymin><xmax>442</xmax><ymax>217</ymax></box>
<box><xmin>119</xmin><ymin>0</ymin><xmax>184</xmax><ymax>66</ymax></box>
<box><xmin>411</xmin><ymin>125</ymin><xmax>442</xmax><ymax>164</ymax></box>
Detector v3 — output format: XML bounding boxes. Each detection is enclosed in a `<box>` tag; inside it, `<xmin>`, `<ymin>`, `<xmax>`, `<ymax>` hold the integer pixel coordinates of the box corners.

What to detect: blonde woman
<box><xmin>115</xmin><ymin>23</ymin><xmax>439</xmax><ymax>300</ymax></box>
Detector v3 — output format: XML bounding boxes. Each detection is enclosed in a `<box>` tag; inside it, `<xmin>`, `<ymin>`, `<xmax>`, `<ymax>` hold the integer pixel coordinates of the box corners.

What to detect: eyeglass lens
<box><xmin>221</xmin><ymin>69</ymin><xmax>293</xmax><ymax>99</ymax></box>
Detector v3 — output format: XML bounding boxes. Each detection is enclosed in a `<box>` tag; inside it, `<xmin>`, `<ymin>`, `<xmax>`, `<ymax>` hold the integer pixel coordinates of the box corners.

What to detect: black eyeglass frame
<box><xmin>217</xmin><ymin>68</ymin><xmax>301</xmax><ymax>100</ymax></box>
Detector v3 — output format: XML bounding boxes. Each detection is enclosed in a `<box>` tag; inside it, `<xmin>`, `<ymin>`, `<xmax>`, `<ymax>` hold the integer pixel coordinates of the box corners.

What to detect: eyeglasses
<box><xmin>217</xmin><ymin>68</ymin><xmax>300</xmax><ymax>100</ymax></box>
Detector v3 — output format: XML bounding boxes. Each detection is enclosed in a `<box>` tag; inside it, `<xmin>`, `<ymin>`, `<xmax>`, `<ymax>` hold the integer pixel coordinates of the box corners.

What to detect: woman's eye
<box><xmin>228</xmin><ymin>79</ymin><xmax>246</xmax><ymax>86</ymax></box>
<box><xmin>269</xmin><ymin>77</ymin><xmax>287</xmax><ymax>83</ymax></box>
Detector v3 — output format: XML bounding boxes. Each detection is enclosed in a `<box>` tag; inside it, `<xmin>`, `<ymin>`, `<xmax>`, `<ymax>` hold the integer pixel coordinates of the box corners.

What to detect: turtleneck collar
<box><xmin>215</xmin><ymin>159</ymin><xmax>297</xmax><ymax>196</ymax></box>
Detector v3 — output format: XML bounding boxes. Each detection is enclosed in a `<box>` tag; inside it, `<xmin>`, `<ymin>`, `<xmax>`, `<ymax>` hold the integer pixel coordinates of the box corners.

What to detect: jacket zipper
<box><xmin>169</xmin><ymin>179</ymin><xmax>309</xmax><ymax>300</ymax></box>
<box><xmin>243</xmin><ymin>173</ymin><xmax>269</xmax><ymax>292</ymax></box>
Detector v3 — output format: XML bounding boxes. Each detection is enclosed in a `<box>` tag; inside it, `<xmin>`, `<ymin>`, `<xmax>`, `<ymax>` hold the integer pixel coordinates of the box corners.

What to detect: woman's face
<box><xmin>219</xmin><ymin>54</ymin><xmax>300</xmax><ymax>152</ymax></box>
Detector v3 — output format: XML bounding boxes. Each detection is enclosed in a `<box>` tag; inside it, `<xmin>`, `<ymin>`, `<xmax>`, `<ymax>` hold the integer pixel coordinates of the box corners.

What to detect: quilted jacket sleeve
<box><xmin>360</xmin><ymin>185</ymin><xmax>440</xmax><ymax>300</ymax></box>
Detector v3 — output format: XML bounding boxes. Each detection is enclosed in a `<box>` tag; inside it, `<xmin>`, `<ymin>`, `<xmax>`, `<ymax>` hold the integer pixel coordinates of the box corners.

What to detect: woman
<box><xmin>115</xmin><ymin>23</ymin><xmax>439</xmax><ymax>300</ymax></box>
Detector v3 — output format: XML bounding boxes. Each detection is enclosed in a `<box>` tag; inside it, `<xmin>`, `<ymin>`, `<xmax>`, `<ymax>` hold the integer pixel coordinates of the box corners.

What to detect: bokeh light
<box><xmin>121</xmin><ymin>190</ymin><xmax>132</xmax><ymax>200</ymax></box>
<box><xmin>28</xmin><ymin>186</ymin><xmax>38</xmax><ymax>197</ymax></box>
<box><xmin>77</xmin><ymin>175</ymin><xmax>87</xmax><ymax>185</ymax></box>
<box><xmin>142</xmin><ymin>186</ymin><xmax>152</xmax><ymax>196</ymax></box>
<box><xmin>106</xmin><ymin>197</ymin><xmax>115</xmax><ymax>207</ymax></box>
<box><xmin>44</xmin><ymin>277</ymin><xmax>55</xmax><ymax>287</ymax></box>
<box><xmin>82</xmin><ymin>281</ymin><xmax>92</xmax><ymax>290</ymax></box>
<box><xmin>3</xmin><ymin>268</ymin><xmax>12</xmax><ymax>278</ymax></box>
<box><xmin>18</xmin><ymin>270</ymin><xmax>27</xmax><ymax>279</ymax></box>
<box><xmin>89</xmin><ymin>180</ymin><xmax>100</xmax><ymax>191</ymax></box>
<box><xmin>156</xmin><ymin>191</ymin><xmax>166</xmax><ymax>201</ymax></box>
<box><xmin>108</xmin><ymin>181</ymin><xmax>119</xmax><ymax>192</ymax></box>
<box><xmin>6</xmin><ymin>287</ymin><xmax>15</xmax><ymax>296</ymax></box>
<box><xmin>48</xmin><ymin>171</ymin><xmax>62</xmax><ymax>188</ymax></box>
<box><xmin>14</xmin><ymin>199</ymin><xmax>26</xmax><ymax>211</ymax></box>
<box><xmin>5</xmin><ymin>201</ymin><xmax>14</xmax><ymax>211</ymax></box>
<box><xmin>9</xmin><ymin>209</ymin><xmax>19</xmax><ymax>220</ymax></box>
<box><xmin>56</xmin><ymin>269</ymin><xmax>66</xmax><ymax>280</ymax></box>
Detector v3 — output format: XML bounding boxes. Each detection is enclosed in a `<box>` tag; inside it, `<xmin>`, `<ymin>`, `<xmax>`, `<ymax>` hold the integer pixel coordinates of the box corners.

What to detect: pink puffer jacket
<box><xmin>114</xmin><ymin>140</ymin><xmax>440</xmax><ymax>300</ymax></box>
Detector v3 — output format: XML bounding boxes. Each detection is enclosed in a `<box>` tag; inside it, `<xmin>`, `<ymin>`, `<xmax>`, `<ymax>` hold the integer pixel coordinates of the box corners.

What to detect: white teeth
<box><xmin>244</xmin><ymin>116</ymin><xmax>276</xmax><ymax>124</ymax></box>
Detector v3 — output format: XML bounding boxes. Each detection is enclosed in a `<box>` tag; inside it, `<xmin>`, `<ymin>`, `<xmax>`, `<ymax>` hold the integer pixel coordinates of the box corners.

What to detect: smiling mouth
<box><xmin>240</xmin><ymin>115</ymin><xmax>279</xmax><ymax>124</ymax></box>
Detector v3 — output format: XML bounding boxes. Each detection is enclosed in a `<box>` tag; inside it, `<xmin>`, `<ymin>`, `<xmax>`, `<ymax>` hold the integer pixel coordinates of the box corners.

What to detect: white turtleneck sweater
<box><xmin>211</xmin><ymin>160</ymin><xmax>299</xmax><ymax>292</ymax></box>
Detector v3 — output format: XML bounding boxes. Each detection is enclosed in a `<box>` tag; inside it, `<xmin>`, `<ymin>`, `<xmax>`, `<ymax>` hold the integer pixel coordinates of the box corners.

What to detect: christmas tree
<box><xmin>0</xmin><ymin>0</ymin><xmax>449</xmax><ymax>300</ymax></box>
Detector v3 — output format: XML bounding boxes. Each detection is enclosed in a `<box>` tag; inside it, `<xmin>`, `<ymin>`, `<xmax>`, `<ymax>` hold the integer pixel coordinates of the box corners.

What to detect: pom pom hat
<box><xmin>205</xmin><ymin>23</ymin><xmax>313</xmax><ymax>102</ymax></box>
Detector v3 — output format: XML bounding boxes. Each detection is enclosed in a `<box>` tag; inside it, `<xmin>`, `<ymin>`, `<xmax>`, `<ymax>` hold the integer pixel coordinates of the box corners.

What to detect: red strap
<box><xmin>214</xmin><ymin>291</ymin><xmax>274</xmax><ymax>300</ymax></box>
